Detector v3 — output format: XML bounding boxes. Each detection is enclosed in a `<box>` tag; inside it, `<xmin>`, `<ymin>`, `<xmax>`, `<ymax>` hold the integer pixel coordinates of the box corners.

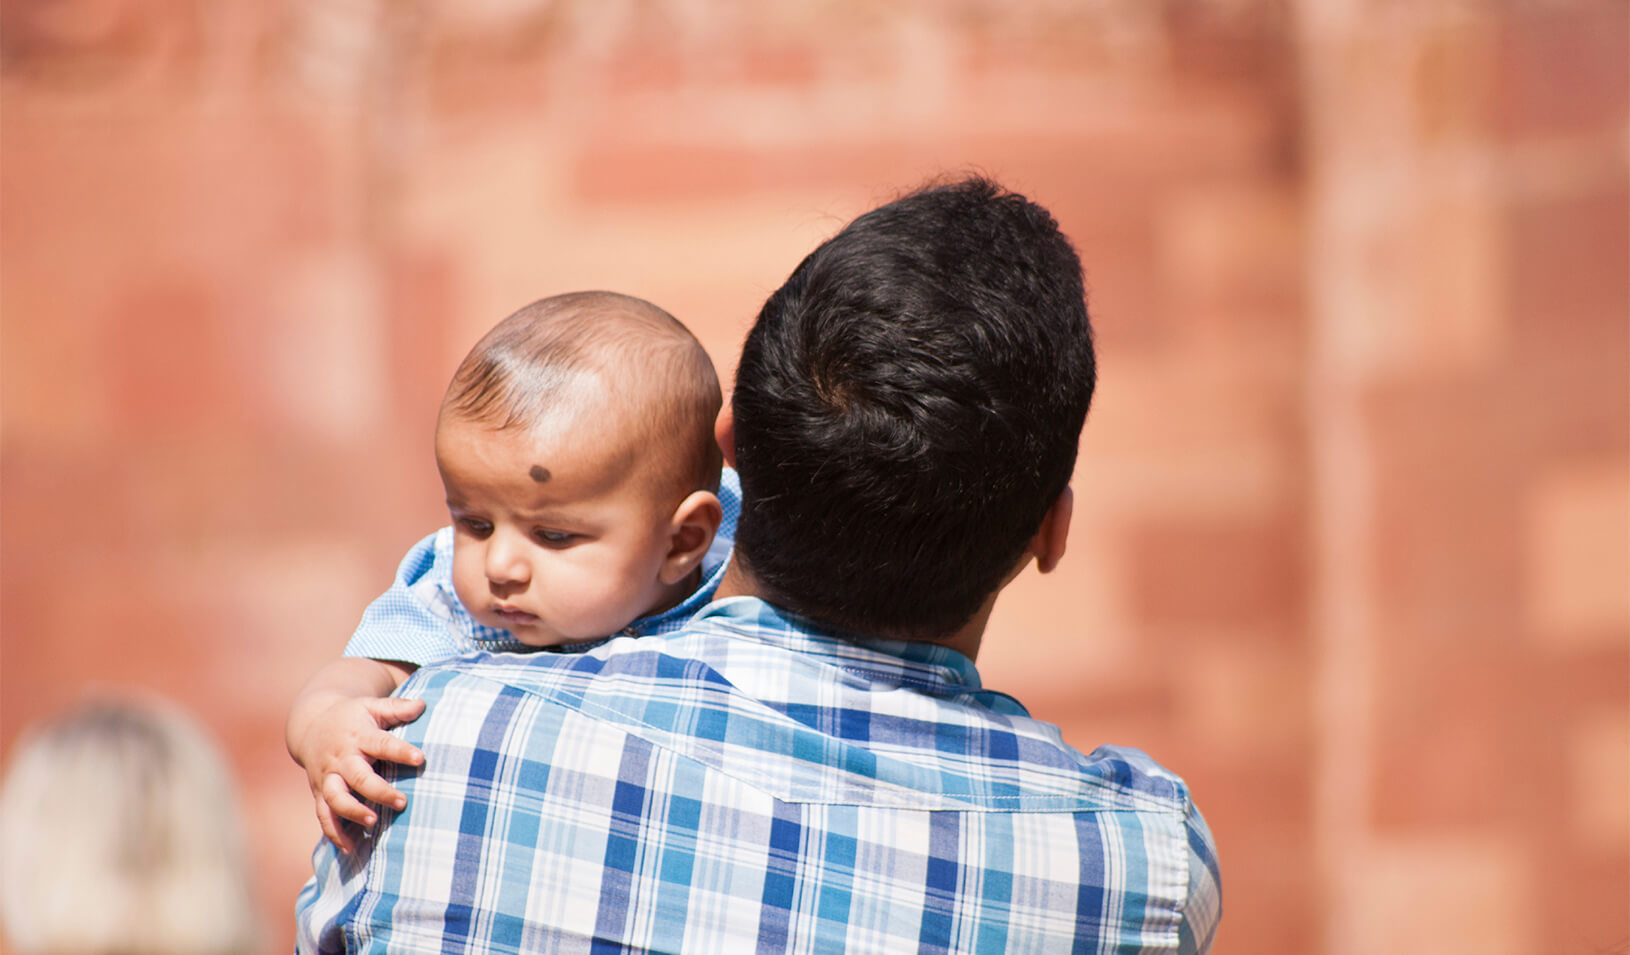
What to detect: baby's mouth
<box><xmin>491</xmin><ymin>605</ymin><xmax>538</xmax><ymax>625</ymax></box>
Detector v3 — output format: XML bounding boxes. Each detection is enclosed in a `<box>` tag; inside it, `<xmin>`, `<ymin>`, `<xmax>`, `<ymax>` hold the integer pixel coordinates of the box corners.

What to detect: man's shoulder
<box><xmin>401</xmin><ymin>605</ymin><xmax>1197</xmax><ymax>820</ymax></box>
<box><xmin>377</xmin><ymin>602</ymin><xmax>1219</xmax><ymax>953</ymax></box>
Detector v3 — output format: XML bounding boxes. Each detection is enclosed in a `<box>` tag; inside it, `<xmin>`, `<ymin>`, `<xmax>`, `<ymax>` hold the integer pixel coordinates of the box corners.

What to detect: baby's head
<box><xmin>434</xmin><ymin>291</ymin><xmax>724</xmax><ymax>647</ymax></box>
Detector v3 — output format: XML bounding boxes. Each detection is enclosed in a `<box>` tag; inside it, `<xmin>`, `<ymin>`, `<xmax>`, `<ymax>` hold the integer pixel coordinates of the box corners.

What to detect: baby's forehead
<box><xmin>440</xmin><ymin>409</ymin><xmax>668</xmax><ymax>505</ymax></box>
<box><xmin>445</xmin><ymin>398</ymin><xmax>684</xmax><ymax>491</ymax></box>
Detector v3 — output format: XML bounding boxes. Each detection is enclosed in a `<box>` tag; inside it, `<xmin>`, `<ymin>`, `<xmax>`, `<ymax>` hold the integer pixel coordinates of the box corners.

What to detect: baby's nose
<box><xmin>484</xmin><ymin>532</ymin><xmax>531</xmax><ymax>585</ymax></box>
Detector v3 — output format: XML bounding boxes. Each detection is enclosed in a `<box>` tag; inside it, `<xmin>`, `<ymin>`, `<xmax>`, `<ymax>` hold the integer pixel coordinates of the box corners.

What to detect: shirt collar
<box><xmin>629</xmin><ymin>549</ymin><xmax>732</xmax><ymax>633</ymax></box>
<box><xmin>692</xmin><ymin>595</ymin><xmax>991</xmax><ymax>699</ymax></box>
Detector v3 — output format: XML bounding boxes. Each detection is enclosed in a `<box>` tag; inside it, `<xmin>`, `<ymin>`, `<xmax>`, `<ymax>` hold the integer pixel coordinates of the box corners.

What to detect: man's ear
<box><xmin>1030</xmin><ymin>485</ymin><xmax>1073</xmax><ymax>574</ymax></box>
<box><xmin>714</xmin><ymin>404</ymin><xmax>736</xmax><ymax>468</ymax></box>
<box><xmin>660</xmin><ymin>490</ymin><xmax>724</xmax><ymax>585</ymax></box>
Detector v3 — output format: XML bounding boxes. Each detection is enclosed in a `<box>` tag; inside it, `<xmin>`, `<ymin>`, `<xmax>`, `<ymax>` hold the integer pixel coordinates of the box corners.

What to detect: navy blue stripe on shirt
<box><xmin>917</xmin><ymin>811</ymin><xmax>961</xmax><ymax>954</ymax></box>
<box><xmin>1071</xmin><ymin>811</ymin><xmax>1108</xmax><ymax>955</ymax></box>
<box><xmin>591</xmin><ymin>739</ymin><xmax>653</xmax><ymax>953</ymax></box>
<box><xmin>444</xmin><ymin>685</ymin><xmax>525</xmax><ymax>955</ymax></box>
<box><xmin>755</xmin><ymin>800</ymin><xmax>804</xmax><ymax>954</ymax></box>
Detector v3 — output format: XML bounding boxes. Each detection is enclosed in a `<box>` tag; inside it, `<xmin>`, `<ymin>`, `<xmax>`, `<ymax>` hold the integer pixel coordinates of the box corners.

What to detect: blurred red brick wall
<box><xmin>1</xmin><ymin>2</ymin><xmax>1624</xmax><ymax>953</ymax></box>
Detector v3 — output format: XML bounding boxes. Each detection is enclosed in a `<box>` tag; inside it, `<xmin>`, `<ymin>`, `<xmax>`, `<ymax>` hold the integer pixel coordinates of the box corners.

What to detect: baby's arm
<box><xmin>286</xmin><ymin>657</ymin><xmax>425</xmax><ymax>854</ymax></box>
<box><xmin>287</xmin><ymin>529</ymin><xmax>470</xmax><ymax>850</ymax></box>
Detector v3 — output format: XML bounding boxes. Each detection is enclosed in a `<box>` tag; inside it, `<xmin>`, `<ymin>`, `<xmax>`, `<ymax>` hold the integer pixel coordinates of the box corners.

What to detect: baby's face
<box><xmin>435</xmin><ymin>409</ymin><xmax>686</xmax><ymax>647</ymax></box>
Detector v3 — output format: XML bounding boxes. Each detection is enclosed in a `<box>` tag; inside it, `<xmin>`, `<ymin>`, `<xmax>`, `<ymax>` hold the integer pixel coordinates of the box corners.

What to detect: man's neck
<box><xmin>713</xmin><ymin>561</ymin><xmax>990</xmax><ymax>663</ymax></box>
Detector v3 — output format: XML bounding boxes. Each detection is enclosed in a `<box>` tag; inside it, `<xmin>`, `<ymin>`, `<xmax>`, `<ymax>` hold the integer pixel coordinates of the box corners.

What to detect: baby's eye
<box><xmin>533</xmin><ymin>528</ymin><xmax>576</xmax><ymax>547</ymax></box>
<box><xmin>456</xmin><ymin>517</ymin><xmax>493</xmax><ymax>538</ymax></box>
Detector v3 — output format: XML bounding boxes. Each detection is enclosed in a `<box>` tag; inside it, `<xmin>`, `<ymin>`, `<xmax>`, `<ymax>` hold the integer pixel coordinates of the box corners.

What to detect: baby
<box><xmin>286</xmin><ymin>291</ymin><xmax>735</xmax><ymax>851</ymax></box>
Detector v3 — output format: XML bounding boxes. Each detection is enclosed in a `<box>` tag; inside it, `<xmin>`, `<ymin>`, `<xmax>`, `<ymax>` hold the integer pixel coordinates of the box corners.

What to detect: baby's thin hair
<box><xmin>444</xmin><ymin>291</ymin><xmax>723</xmax><ymax>493</ymax></box>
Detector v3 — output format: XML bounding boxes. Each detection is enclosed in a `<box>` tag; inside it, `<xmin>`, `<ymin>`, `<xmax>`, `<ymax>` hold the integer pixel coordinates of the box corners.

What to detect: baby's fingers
<box><xmin>339</xmin><ymin>754</ymin><xmax>407</xmax><ymax>813</ymax></box>
<box><xmin>361</xmin><ymin>729</ymin><xmax>424</xmax><ymax>770</ymax></box>
<box><xmin>322</xmin><ymin>770</ymin><xmax>380</xmax><ymax>828</ymax></box>
<box><xmin>363</xmin><ymin>696</ymin><xmax>426</xmax><ymax>729</ymax></box>
<box><xmin>316</xmin><ymin>780</ymin><xmax>359</xmax><ymax>855</ymax></box>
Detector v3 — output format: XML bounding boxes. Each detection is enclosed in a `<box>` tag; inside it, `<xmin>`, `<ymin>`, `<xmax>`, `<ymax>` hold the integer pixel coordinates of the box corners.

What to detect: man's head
<box><xmin>435</xmin><ymin>292</ymin><xmax>724</xmax><ymax>646</ymax></box>
<box><xmin>727</xmin><ymin>178</ymin><xmax>1096</xmax><ymax>641</ymax></box>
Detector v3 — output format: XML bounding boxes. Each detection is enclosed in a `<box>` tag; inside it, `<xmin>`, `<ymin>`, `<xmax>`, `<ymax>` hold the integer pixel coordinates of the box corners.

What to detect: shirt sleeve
<box><xmin>341</xmin><ymin>528</ymin><xmax>485</xmax><ymax>667</ymax></box>
<box><xmin>294</xmin><ymin>835</ymin><xmax>356</xmax><ymax>955</ymax></box>
<box><xmin>1177</xmin><ymin>801</ymin><xmax>1223</xmax><ymax>954</ymax></box>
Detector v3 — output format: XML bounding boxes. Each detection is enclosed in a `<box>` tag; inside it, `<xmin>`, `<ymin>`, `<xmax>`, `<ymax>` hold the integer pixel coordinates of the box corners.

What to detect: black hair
<box><xmin>729</xmin><ymin>178</ymin><xmax>1096</xmax><ymax>639</ymax></box>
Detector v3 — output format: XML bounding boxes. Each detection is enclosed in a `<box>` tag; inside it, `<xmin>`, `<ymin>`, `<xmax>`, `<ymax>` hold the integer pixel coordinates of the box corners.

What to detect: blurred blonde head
<box><xmin>0</xmin><ymin>697</ymin><xmax>260</xmax><ymax>955</ymax></box>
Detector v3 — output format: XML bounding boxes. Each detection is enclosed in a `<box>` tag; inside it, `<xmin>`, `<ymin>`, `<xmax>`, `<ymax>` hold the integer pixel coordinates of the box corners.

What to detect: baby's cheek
<box><xmin>448</xmin><ymin>560</ymin><xmax>484</xmax><ymax>609</ymax></box>
<box><xmin>569</xmin><ymin>580</ymin><xmax>638</xmax><ymax>635</ymax></box>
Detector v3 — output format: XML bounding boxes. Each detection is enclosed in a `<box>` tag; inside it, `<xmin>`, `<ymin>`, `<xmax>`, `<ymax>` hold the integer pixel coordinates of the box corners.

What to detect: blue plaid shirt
<box><xmin>296</xmin><ymin>598</ymin><xmax>1221</xmax><ymax>953</ymax></box>
<box><xmin>342</xmin><ymin>470</ymin><xmax>742</xmax><ymax>664</ymax></box>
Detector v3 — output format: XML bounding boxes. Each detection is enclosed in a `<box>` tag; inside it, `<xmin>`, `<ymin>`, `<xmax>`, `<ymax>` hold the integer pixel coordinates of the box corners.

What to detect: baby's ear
<box><xmin>660</xmin><ymin>490</ymin><xmax>723</xmax><ymax>585</ymax></box>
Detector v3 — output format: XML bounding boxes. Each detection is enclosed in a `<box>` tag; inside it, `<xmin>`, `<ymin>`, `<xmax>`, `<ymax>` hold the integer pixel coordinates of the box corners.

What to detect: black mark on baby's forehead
<box><xmin>529</xmin><ymin>465</ymin><xmax>551</xmax><ymax>483</ymax></box>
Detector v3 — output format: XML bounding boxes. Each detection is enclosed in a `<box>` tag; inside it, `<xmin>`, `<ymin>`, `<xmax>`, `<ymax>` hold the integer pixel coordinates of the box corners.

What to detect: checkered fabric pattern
<box><xmin>341</xmin><ymin>469</ymin><xmax>742</xmax><ymax>665</ymax></box>
<box><xmin>296</xmin><ymin>597</ymin><xmax>1222</xmax><ymax>953</ymax></box>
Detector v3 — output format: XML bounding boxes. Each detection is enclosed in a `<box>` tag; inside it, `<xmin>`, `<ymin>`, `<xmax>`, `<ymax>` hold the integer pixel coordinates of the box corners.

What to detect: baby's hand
<box><xmin>294</xmin><ymin>696</ymin><xmax>426</xmax><ymax>854</ymax></box>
